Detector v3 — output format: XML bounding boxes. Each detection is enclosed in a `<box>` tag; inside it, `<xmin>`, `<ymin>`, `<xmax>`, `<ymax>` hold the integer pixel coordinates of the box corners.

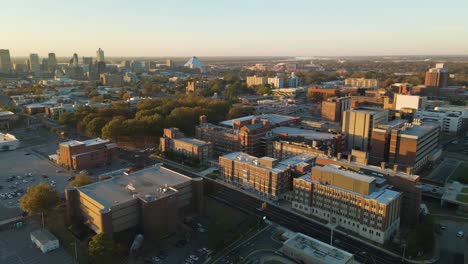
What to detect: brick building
<box><xmin>289</xmin><ymin>165</ymin><xmax>402</xmax><ymax>244</ymax></box>
<box><xmin>219</xmin><ymin>152</ymin><xmax>314</xmax><ymax>199</ymax></box>
<box><xmin>369</xmin><ymin>120</ymin><xmax>440</xmax><ymax>173</ymax></box>
<box><xmin>160</xmin><ymin>127</ymin><xmax>212</xmax><ymax>162</ymax></box>
<box><xmin>321</xmin><ymin>96</ymin><xmax>351</xmax><ymax>122</ymax></box>
<box><xmin>314</xmin><ymin>155</ymin><xmax>421</xmax><ymax>227</ymax></box>
<box><xmin>55</xmin><ymin>138</ymin><xmax>118</xmax><ymax>171</ymax></box>
<box><xmin>65</xmin><ymin>165</ymin><xmax>204</xmax><ymax>240</ymax></box>
<box><xmin>196</xmin><ymin>114</ymin><xmax>300</xmax><ymax>157</ymax></box>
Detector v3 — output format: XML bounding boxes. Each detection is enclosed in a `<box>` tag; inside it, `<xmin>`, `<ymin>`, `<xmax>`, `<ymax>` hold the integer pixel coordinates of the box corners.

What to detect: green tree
<box><xmin>19</xmin><ymin>183</ymin><xmax>60</xmax><ymax>215</ymax></box>
<box><xmin>165</xmin><ymin>106</ymin><xmax>207</xmax><ymax>135</ymax></box>
<box><xmin>227</xmin><ymin>105</ymin><xmax>254</xmax><ymax>119</ymax></box>
<box><xmin>58</xmin><ymin>112</ymin><xmax>78</xmax><ymax>126</ymax></box>
<box><xmin>256</xmin><ymin>84</ymin><xmax>272</xmax><ymax>96</ymax></box>
<box><xmin>69</xmin><ymin>174</ymin><xmax>94</xmax><ymax>187</ymax></box>
<box><xmin>102</xmin><ymin>118</ymin><xmax>126</xmax><ymax>141</ymax></box>
<box><xmin>86</xmin><ymin>117</ymin><xmax>108</xmax><ymax>137</ymax></box>
<box><xmin>88</xmin><ymin>233</ymin><xmax>117</xmax><ymax>264</ymax></box>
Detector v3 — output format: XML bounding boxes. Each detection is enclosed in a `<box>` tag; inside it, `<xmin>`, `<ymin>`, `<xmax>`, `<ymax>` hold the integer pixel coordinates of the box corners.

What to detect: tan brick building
<box><xmin>290</xmin><ymin>165</ymin><xmax>402</xmax><ymax>244</ymax></box>
<box><xmin>160</xmin><ymin>128</ymin><xmax>212</xmax><ymax>162</ymax></box>
<box><xmin>369</xmin><ymin>120</ymin><xmax>440</xmax><ymax>173</ymax></box>
<box><xmin>321</xmin><ymin>96</ymin><xmax>351</xmax><ymax>122</ymax></box>
<box><xmin>55</xmin><ymin>138</ymin><xmax>118</xmax><ymax>171</ymax></box>
<box><xmin>219</xmin><ymin>152</ymin><xmax>314</xmax><ymax>199</ymax></box>
<box><xmin>65</xmin><ymin>165</ymin><xmax>204</xmax><ymax>240</ymax></box>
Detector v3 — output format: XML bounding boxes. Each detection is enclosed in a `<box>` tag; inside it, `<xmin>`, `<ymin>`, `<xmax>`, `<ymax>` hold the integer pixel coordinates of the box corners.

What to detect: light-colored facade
<box><xmin>29</xmin><ymin>53</ymin><xmax>41</xmax><ymax>74</ymax></box>
<box><xmin>414</xmin><ymin>110</ymin><xmax>462</xmax><ymax>134</ymax></box>
<box><xmin>280</xmin><ymin>232</ymin><xmax>354</xmax><ymax>264</ymax></box>
<box><xmin>246</xmin><ymin>75</ymin><xmax>268</xmax><ymax>87</ymax></box>
<box><xmin>96</xmin><ymin>48</ymin><xmax>105</xmax><ymax>62</ymax></box>
<box><xmin>394</xmin><ymin>94</ymin><xmax>427</xmax><ymax>110</ymax></box>
<box><xmin>344</xmin><ymin>78</ymin><xmax>380</xmax><ymax>88</ymax></box>
<box><xmin>342</xmin><ymin>108</ymin><xmax>388</xmax><ymax>152</ymax></box>
<box><xmin>30</xmin><ymin>229</ymin><xmax>59</xmax><ymax>253</ymax></box>
<box><xmin>0</xmin><ymin>49</ymin><xmax>12</xmax><ymax>74</ymax></box>
<box><xmin>290</xmin><ymin>165</ymin><xmax>402</xmax><ymax>244</ymax></box>
<box><xmin>0</xmin><ymin>133</ymin><xmax>19</xmax><ymax>151</ymax></box>
<box><xmin>268</xmin><ymin>76</ymin><xmax>285</xmax><ymax>88</ymax></box>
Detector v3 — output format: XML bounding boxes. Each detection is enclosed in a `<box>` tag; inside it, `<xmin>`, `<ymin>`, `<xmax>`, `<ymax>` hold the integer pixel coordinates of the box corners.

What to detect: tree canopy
<box><xmin>88</xmin><ymin>233</ymin><xmax>117</xmax><ymax>264</ymax></box>
<box><xmin>69</xmin><ymin>174</ymin><xmax>94</xmax><ymax>187</ymax></box>
<box><xmin>19</xmin><ymin>183</ymin><xmax>60</xmax><ymax>215</ymax></box>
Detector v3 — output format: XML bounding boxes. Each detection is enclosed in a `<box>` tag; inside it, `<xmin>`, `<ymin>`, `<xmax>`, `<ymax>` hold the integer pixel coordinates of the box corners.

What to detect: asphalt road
<box><xmin>208</xmin><ymin>184</ymin><xmax>403</xmax><ymax>264</ymax></box>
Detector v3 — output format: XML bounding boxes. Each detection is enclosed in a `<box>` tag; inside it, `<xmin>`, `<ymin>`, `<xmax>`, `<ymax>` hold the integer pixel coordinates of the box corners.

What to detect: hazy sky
<box><xmin>2</xmin><ymin>0</ymin><xmax>468</xmax><ymax>57</ymax></box>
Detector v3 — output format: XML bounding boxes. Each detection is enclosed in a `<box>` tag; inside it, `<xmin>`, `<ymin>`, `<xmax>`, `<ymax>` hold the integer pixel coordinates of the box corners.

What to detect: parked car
<box><xmin>457</xmin><ymin>230</ymin><xmax>464</xmax><ymax>238</ymax></box>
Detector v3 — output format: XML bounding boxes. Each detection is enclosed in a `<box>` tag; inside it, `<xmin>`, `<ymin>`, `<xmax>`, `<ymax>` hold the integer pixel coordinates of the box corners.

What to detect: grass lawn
<box><xmin>462</xmin><ymin>188</ymin><xmax>468</xmax><ymax>194</ymax></box>
<box><xmin>450</xmin><ymin>162</ymin><xmax>468</xmax><ymax>184</ymax></box>
<box><xmin>456</xmin><ymin>194</ymin><xmax>468</xmax><ymax>203</ymax></box>
<box><xmin>204</xmin><ymin>198</ymin><xmax>257</xmax><ymax>252</ymax></box>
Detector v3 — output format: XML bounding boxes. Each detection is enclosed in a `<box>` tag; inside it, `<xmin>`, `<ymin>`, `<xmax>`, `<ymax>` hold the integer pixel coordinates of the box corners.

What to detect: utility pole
<box><xmin>41</xmin><ymin>212</ymin><xmax>44</xmax><ymax>229</ymax></box>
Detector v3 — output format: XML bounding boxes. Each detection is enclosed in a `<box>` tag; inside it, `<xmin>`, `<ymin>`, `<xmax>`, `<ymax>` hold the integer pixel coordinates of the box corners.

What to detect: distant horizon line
<box><xmin>7</xmin><ymin>54</ymin><xmax>468</xmax><ymax>59</ymax></box>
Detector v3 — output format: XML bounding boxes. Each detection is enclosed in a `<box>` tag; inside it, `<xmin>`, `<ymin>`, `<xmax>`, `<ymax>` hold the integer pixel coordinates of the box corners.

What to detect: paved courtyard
<box><xmin>0</xmin><ymin>219</ymin><xmax>75</xmax><ymax>264</ymax></box>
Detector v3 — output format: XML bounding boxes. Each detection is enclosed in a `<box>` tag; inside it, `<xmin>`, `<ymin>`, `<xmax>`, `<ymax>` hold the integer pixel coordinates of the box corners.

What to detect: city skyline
<box><xmin>2</xmin><ymin>0</ymin><xmax>468</xmax><ymax>57</ymax></box>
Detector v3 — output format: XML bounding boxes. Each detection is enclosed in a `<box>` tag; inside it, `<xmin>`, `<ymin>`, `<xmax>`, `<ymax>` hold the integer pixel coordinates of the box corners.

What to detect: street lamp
<box><xmin>401</xmin><ymin>242</ymin><xmax>407</xmax><ymax>263</ymax></box>
<box><xmin>70</xmin><ymin>240</ymin><xmax>78</xmax><ymax>263</ymax></box>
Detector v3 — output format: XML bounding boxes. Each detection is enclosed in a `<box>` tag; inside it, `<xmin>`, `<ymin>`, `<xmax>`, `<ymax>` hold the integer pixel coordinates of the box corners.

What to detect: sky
<box><xmin>2</xmin><ymin>0</ymin><xmax>468</xmax><ymax>57</ymax></box>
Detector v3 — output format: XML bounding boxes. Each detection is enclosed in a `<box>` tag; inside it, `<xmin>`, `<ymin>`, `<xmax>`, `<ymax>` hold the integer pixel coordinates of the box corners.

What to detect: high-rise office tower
<box><xmin>48</xmin><ymin>53</ymin><xmax>57</xmax><ymax>72</ymax></box>
<box><xmin>96</xmin><ymin>48</ymin><xmax>105</xmax><ymax>62</ymax></box>
<box><xmin>342</xmin><ymin>107</ymin><xmax>388</xmax><ymax>152</ymax></box>
<box><xmin>29</xmin><ymin>53</ymin><xmax>41</xmax><ymax>74</ymax></box>
<box><xmin>72</xmin><ymin>53</ymin><xmax>79</xmax><ymax>66</ymax></box>
<box><xmin>166</xmin><ymin>59</ymin><xmax>173</xmax><ymax>68</ymax></box>
<box><xmin>424</xmin><ymin>63</ymin><xmax>448</xmax><ymax>88</ymax></box>
<box><xmin>0</xmin><ymin>49</ymin><xmax>12</xmax><ymax>74</ymax></box>
<box><xmin>41</xmin><ymin>58</ymin><xmax>49</xmax><ymax>72</ymax></box>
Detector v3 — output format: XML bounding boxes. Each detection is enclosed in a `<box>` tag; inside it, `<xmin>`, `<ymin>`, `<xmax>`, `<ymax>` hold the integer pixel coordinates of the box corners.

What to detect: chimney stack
<box><xmin>393</xmin><ymin>164</ymin><xmax>398</xmax><ymax>172</ymax></box>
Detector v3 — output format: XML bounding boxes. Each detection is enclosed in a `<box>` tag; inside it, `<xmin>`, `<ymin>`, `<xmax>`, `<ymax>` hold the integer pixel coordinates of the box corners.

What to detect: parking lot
<box><xmin>0</xmin><ymin>219</ymin><xmax>75</xmax><ymax>264</ymax></box>
<box><xmin>0</xmin><ymin>148</ymin><xmax>70</xmax><ymax>219</ymax></box>
<box><xmin>436</xmin><ymin>219</ymin><xmax>467</xmax><ymax>264</ymax></box>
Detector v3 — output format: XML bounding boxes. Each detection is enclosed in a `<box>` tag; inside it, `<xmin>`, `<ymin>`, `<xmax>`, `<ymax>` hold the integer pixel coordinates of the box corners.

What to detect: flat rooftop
<box><xmin>60</xmin><ymin>137</ymin><xmax>110</xmax><ymax>147</ymax></box>
<box><xmin>282</xmin><ymin>232</ymin><xmax>353</xmax><ymax>264</ymax></box>
<box><xmin>399</xmin><ymin>124</ymin><xmax>439</xmax><ymax>139</ymax></box>
<box><xmin>222</xmin><ymin>152</ymin><xmax>289</xmax><ymax>173</ymax></box>
<box><xmin>176</xmin><ymin>137</ymin><xmax>210</xmax><ymax>146</ymax></box>
<box><xmin>317</xmin><ymin>165</ymin><xmax>376</xmax><ymax>184</ymax></box>
<box><xmin>279</xmin><ymin>153</ymin><xmax>316</xmax><ymax>166</ymax></box>
<box><xmin>272</xmin><ymin>126</ymin><xmax>336</xmax><ymax>141</ymax></box>
<box><xmin>77</xmin><ymin>165</ymin><xmax>192</xmax><ymax>211</ymax></box>
<box><xmin>219</xmin><ymin>114</ymin><xmax>299</xmax><ymax>127</ymax></box>
<box><xmin>30</xmin><ymin>229</ymin><xmax>58</xmax><ymax>244</ymax></box>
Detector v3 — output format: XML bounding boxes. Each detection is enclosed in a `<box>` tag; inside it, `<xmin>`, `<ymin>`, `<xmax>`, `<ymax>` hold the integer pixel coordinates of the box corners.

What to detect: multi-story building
<box><xmin>414</xmin><ymin>110</ymin><xmax>463</xmax><ymax>134</ymax></box>
<box><xmin>0</xmin><ymin>49</ymin><xmax>12</xmax><ymax>74</ymax></box>
<box><xmin>342</xmin><ymin>107</ymin><xmax>388</xmax><ymax>152</ymax></box>
<box><xmin>219</xmin><ymin>152</ymin><xmax>314</xmax><ymax>199</ymax></box>
<box><xmin>166</xmin><ymin>59</ymin><xmax>173</xmax><ymax>68</ymax></box>
<box><xmin>99</xmin><ymin>73</ymin><xmax>123</xmax><ymax>86</ymax></box>
<box><xmin>96</xmin><ymin>48</ymin><xmax>105</xmax><ymax>62</ymax></box>
<box><xmin>370</xmin><ymin>120</ymin><xmax>440</xmax><ymax>173</ymax></box>
<box><xmin>394</xmin><ymin>94</ymin><xmax>427</xmax><ymax>110</ymax></box>
<box><xmin>290</xmin><ymin>165</ymin><xmax>402</xmax><ymax>244</ymax></box>
<box><xmin>268</xmin><ymin>76</ymin><xmax>285</xmax><ymax>89</ymax></box>
<box><xmin>344</xmin><ymin>78</ymin><xmax>380</xmax><ymax>88</ymax></box>
<box><xmin>29</xmin><ymin>53</ymin><xmax>41</xmax><ymax>74</ymax></box>
<box><xmin>287</xmin><ymin>72</ymin><xmax>301</xmax><ymax>88</ymax></box>
<box><xmin>196</xmin><ymin>114</ymin><xmax>300</xmax><ymax>157</ymax></box>
<box><xmin>246</xmin><ymin>75</ymin><xmax>267</xmax><ymax>87</ymax></box>
<box><xmin>321</xmin><ymin>96</ymin><xmax>351</xmax><ymax>122</ymax></box>
<box><xmin>425</xmin><ymin>63</ymin><xmax>448</xmax><ymax>88</ymax></box>
<box><xmin>269</xmin><ymin>126</ymin><xmax>344</xmax><ymax>158</ymax></box>
<box><xmin>160</xmin><ymin>128</ymin><xmax>212</xmax><ymax>162</ymax></box>
<box><xmin>65</xmin><ymin>165</ymin><xmax>204</xmax><ymax>239</ymax></box>
<box><xmin>54</xmin><ymin>138</ymin><xmax>118</xmax><ymax>171</ymax></box>
<box><xmin>48</xmin><ymin>53</ymin><xmax>57</xmax><ymax>72</ymax></box>
<box><xmin>314</xmin><ymin>155</ymin><xmax>421</xmax><ymax>227</ymax></box>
